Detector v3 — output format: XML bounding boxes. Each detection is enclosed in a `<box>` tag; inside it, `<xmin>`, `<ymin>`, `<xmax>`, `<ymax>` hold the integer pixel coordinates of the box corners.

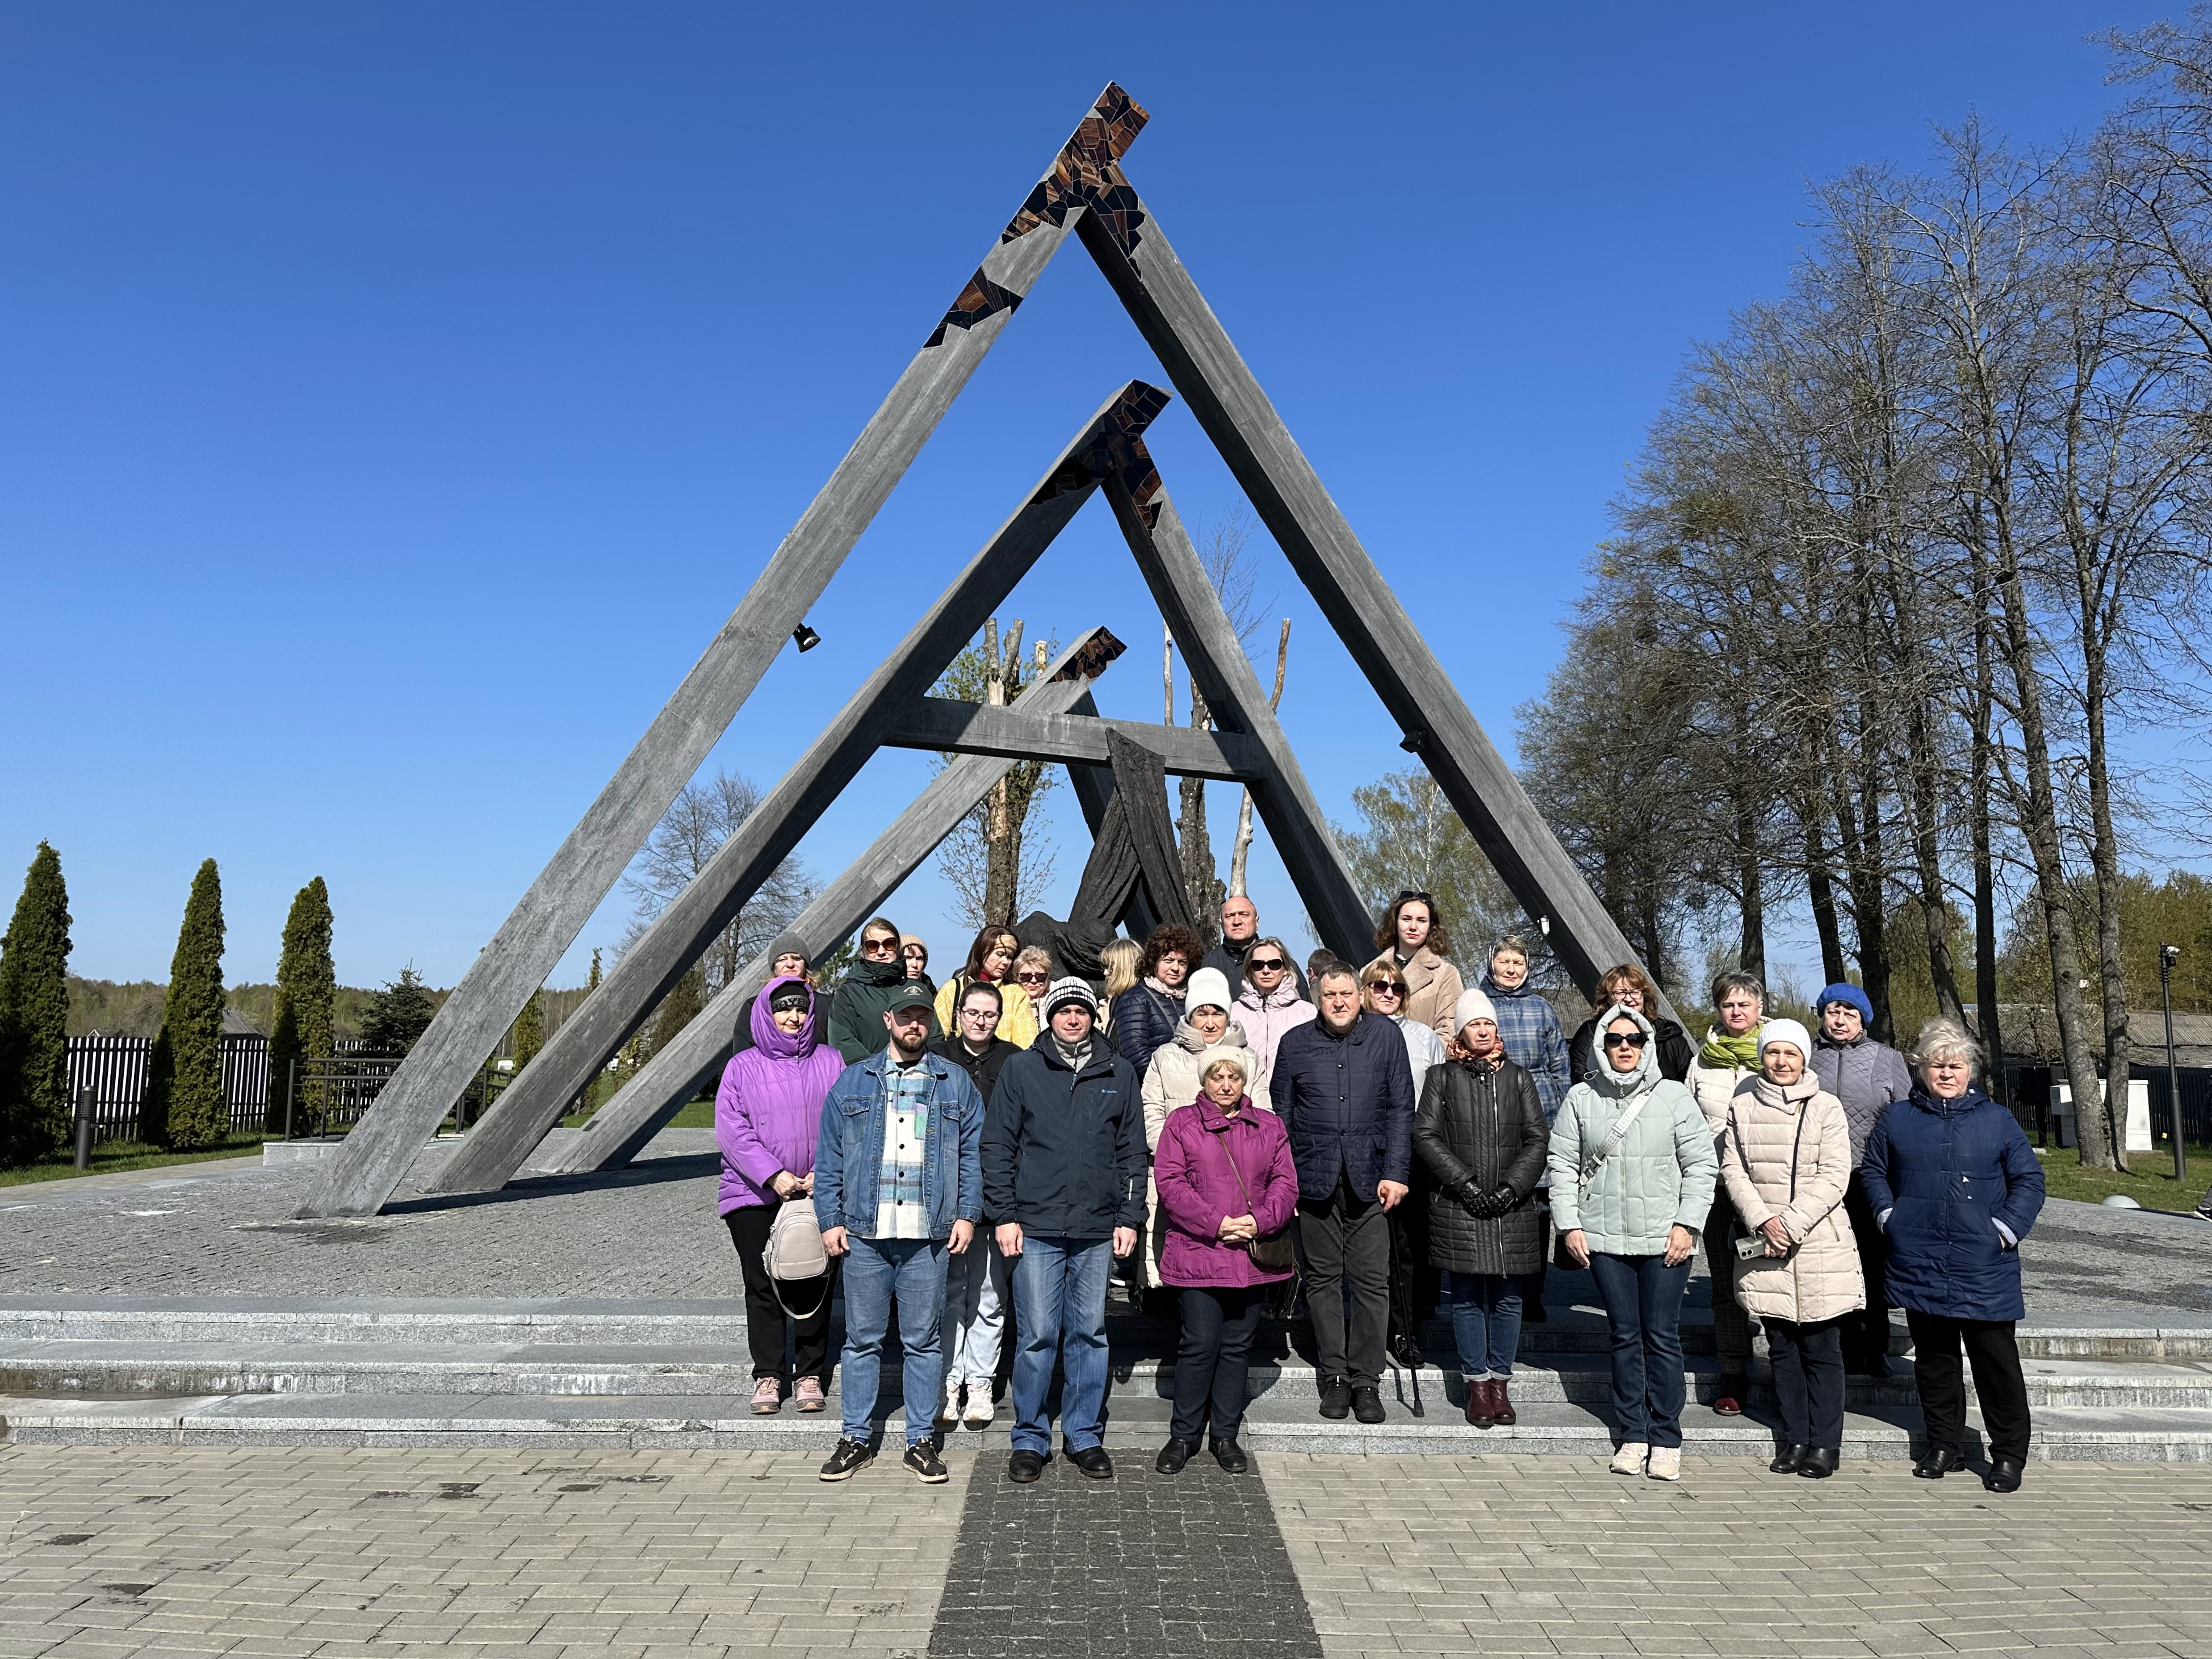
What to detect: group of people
<box><xmin>713</xmin><ymin>899</ymin><xmax>2047</xmax><ymax>1492</ymax></box>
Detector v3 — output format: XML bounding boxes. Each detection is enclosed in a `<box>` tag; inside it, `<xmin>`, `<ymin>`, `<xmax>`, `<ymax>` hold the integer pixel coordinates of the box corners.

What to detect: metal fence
<box><xmin>1999</xmin><ymin>1061</ymin><xmax>2211</xmax><ymax>1148</ymax></box>
<box><xmin>64</xmin><ymin>1033</ymin><xmax>272</xmax><ymax>1145</ymax></box>
<box><xmin>269</xmin><ymin>1047</ymin><xmax>512</xmax><ymax>1139</ymax></box>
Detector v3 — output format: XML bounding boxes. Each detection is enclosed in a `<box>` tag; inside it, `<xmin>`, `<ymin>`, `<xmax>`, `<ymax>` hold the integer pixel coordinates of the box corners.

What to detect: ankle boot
<box><xmin>1769</xmin><ymin>1443</ymin><xmax>1809</xmax><ymax>1474</ymax></box>
<box><xmin>1798</xmin><ymin>1447</ymin><xmax>1839</xmax><ymax>1480</ymax></box>
<box><xmin>1492</xmin><ymin>1378</ymin><xmax>1516</xmax><ymax>1426</ymax></box>
<box><xmin>1464</xmin><ymin>1377</ymin><xmax>1497</xmax><ymax>1428</ymax></box>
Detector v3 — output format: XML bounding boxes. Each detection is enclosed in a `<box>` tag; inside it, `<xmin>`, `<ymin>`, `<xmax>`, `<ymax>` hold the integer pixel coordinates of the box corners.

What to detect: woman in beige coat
<box><xmin>1362</xmin><ymin>890</ymin><xmax>1464</xmax><ymax>1040</ymax></box>
<box><xmin>1720</xmin><ymin>1016</ymin><xmax>1861</xmax><ymax>1479</ymax></box>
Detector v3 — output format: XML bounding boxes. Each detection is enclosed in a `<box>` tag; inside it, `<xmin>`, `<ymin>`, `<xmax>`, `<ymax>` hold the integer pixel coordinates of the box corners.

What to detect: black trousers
<box><xmin>1765</xmin><ymin>1316</ymin><xmax>1846</xmax><ymax>1449</ymax></box>
<box><xmin>1907</xmin><ymin>1309</ymin><xmax>2031</xmax><ymax>1464</ymax></box>
<box><xmin>1297</xmin><ymin>1178</ymin><xmax>1390</xmax><ymax>1388</ymax></box>
<box><xmin>1840</xmin><ymin>1172</ymin><xmax>1891</xmax><ymax>1371</ymax></box>
<box><xmin>1385</xmin><ymin>1163</ymin><xmax>1436</xmax><ymax>1351</ymax></box>
<box><xmin>1171</xmin><ymin>1285</ymin><xmax>1267</xmax><ymax>1442</ymax></box>
<box><xmin>726</xmin><ymin>1205</ymin><xmax>836</xmax><ymax>1384</ymax></box>
<box><xmin>1702</xmin><ymin>1196</ymin><xmax>1752</xmax><ymax>1373</ymax></box>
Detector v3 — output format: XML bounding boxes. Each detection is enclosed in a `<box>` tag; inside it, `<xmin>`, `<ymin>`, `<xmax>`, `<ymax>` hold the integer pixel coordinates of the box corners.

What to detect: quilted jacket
<box><xmin>1547</xmin><ymin>1009</ymin><xmax>1717</xmax><ymax>1256</ymax></box>
<box><xmin>1137</xmin><ymin>1016</ymin><xmax>1268</xmax><ymax>1287</ymax></box>
<box><xmin>1717</xmin><ymin>1073</ymin><xmax>1864</xmax><ymax>1323</ymax></box>
<box><xmin>1861</xmin><ymin>1086</ymin><xmax>2045</xmax><ymax>1322</ymax></box>
<box><xmin>1412</xmin><ymin>1056</ymin><xmax>1549</xmax><ymax>1277</ymax></box>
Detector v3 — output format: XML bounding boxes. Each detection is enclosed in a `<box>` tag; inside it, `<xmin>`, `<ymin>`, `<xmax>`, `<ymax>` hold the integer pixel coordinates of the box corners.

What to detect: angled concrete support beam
<box><xmin>535</xmin><ymin>632</ymin><xmax>1117</xmax><ymax>1176</ymax></box>
<box><xmin>883</xmin><ymin>698</ymin><xmax>1264</xmax><ymax>781</ymax></box>
<box><xmin>296</xmin><ymin>86</ymin><xmax>1154</xmax><ymax>1218</ymax></box>
<box><xmin>1078</xmin><ymin>194</ymin><xmax>1668</xmax><ymax>1012</ymax></box>
<box><xmin>1104</xmin><ymin>474</ymin><xmax>1373</xmax><ymax>962</ymax></box>
<box><xmin>418</xmin><ymin>387</ymin><xmax>1170</xmax><ymax>1201</ymax></box>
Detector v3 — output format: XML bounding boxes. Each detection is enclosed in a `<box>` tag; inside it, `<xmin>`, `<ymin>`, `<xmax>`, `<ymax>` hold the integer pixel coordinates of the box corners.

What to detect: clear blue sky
<box><xmin>0</xmin><ymin>1</ymin><xmax>2157</xmax><ymax>992</ymax></box>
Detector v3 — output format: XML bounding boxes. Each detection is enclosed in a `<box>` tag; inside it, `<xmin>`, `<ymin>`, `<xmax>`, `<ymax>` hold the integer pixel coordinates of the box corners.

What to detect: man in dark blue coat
<box><xmin>1272</xmin><ymin>960</ymin><xmax>1415</xmax><ymax>1423</ymax></box>
<box><xmin>983</xmin><ymin>978</ymin><xmax>1146</xmax><ymax>1483</ymax></box>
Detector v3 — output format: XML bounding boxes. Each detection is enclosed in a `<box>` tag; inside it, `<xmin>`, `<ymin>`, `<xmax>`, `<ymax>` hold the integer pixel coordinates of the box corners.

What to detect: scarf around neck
<box><xmin>1700</xmin><ymin>1026</ymin><xmax>1763</xmax><ymax>1070</ymax></box>
<box><xmin>1053</xmin><ymin>1033</ymin><xmax>1094</xmax><ymax>1071</ymax></box>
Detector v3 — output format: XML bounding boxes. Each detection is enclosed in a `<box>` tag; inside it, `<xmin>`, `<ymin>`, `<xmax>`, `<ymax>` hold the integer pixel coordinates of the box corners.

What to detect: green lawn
<box><xmin>2031</xmin><ymin>1141</ymin><xmax>2212</xmax><ymax>1210</ymax></box>
<box><xmin>0</xmin><ymin>1133</ymin><xmax>273</xmax><ymax>1188</ymax></box>
<box><xmin>558</xmin><ymin>1097</ymin><xmax>713</xmax><ymax>1131</ymax></box>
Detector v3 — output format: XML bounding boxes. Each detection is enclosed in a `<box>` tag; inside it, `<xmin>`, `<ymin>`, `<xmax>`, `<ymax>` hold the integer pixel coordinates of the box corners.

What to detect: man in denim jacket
<box><xmin>812</xmin><ymin>988</ymin><xmax>984</xmax><ymax>1484</ymax></box>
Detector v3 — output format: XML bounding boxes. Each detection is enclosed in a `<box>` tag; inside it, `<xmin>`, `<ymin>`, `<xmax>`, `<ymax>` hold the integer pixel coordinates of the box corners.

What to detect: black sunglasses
<box><xmin>1392</xmin><ymin>890</ymin><xmax>1434</xmax><ymax>908</ymax></box>
<box><xmin>1246</xmin><ymin>955</ymin><xmax>1286</xmax><ymax>971</ymax></box>
<box><xmin>1603</xmin><ymin>1032</ymin><xmax>1649</xmax><ymax>1049</ymax></box>
<box><xmin>1365</xmin><ymin>980</ymin><xmax>1404</xmax><ymax>996</ymax></box>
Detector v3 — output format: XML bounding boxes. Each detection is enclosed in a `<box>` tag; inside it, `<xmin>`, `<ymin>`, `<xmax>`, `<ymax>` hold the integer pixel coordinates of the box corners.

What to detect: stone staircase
<box><xmin>3</xmin><ymin>1294</ymin><xmax>2208</xmax><ymax>1460</ymax></box>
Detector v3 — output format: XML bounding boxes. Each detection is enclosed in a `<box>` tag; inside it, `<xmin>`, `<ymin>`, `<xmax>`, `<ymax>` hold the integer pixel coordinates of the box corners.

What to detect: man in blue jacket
<box><xmin>983</xmin><ymin>978</ymin><xmax>1146</xmax><ymax>1483</ymax></box>
<box><xmin>1272</xmin><ymin>961</ymin><xmax>1415</xmax><ymax>1424</ymax></box>
<box><xmin>812</xmin><ymin>988</ymin><xmax>984</xmax><ymax>1485</ymax></box>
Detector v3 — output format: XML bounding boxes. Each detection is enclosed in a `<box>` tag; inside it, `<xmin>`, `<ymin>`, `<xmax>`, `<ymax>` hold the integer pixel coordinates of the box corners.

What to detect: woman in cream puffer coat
<box><xmin>1718</xmin><ymin>1017</ymin><xmax>1861</xmax><ymax>1478</ymax></box>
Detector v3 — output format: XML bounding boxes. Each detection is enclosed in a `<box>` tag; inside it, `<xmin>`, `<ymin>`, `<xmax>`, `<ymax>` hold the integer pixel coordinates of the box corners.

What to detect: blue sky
<box><xmin>0</xmin><ymin>1</ymin><xmax>2161</xmax><ymax>992</ymax></box>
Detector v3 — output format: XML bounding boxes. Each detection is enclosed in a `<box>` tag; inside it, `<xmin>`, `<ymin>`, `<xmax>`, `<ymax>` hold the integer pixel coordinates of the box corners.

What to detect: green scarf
<box><xmin>1700</xmin><ymin>1026</ymin><xmax>1763</xmax><ymax>1070</ymax></box>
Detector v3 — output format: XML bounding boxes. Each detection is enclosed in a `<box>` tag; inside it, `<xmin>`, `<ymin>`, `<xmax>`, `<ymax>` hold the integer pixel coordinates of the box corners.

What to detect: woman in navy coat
<box><xmin>1861</xmin><ymin>1018</ymin><xmax>2045</xmax><ymax>1493</ymax></box>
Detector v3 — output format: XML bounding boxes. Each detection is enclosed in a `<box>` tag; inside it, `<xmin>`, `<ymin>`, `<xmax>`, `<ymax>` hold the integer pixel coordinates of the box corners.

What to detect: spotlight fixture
<box><xmin>1398</xmin><ymin>728</ymin><xmax>1426</xmax><ymax>753</ymax></box>
<box><xmin>791</xmin><ymin>623</ymin><xmax>822</xmax><ymax>653</ymax></box>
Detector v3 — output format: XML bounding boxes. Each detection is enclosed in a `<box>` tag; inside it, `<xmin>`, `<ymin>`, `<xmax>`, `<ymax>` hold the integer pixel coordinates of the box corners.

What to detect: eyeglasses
<box><xmin>1603</xmin><ymin>1032</ymin><xmax>1649</xmax><ymax>1049</ymax></box>
<box><xmin>1246</xmin><ymin>956</ymin><xmax>1285</xmax><ymax>971</ymax></box>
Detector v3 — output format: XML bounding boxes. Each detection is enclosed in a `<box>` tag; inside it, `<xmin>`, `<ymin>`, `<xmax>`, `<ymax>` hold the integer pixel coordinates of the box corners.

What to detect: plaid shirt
<box><xmin>1483</xmin><ymin>976</ymin><xmax>1572</xmax><ymax>1120</ymax></box>
<box><xmin>872</xmin><ymin>1053</ymin><xmax>933</xmax><ymax>1239</ymax></box>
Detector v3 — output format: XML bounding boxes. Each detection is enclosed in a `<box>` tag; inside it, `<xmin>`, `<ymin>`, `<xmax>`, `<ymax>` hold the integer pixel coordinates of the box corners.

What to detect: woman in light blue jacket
<box><xmin>1550</xmin><ymin>1004</ymin><xmax>1717</xmax><ymax>1482</ymax></box>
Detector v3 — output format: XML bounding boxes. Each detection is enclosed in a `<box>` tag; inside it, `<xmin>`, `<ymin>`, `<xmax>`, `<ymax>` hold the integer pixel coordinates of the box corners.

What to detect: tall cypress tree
<box><xmin>143</xmin><ymin>859</ymin><xmax>227</xmax><ymax>1150</ymax></box>
<box><xmin>267</xmin><ymin>877</ymin><xmax>334</xmax><ymax>1136</ymax></box>
<box><xmin>0</xmin><ymin>842</ymin><xmax>73</xmax><ymax>1166</ymax></box>
<box><xmin>510</xmin><ymin>988</ymin><xmax>544</xmax><ymax>1072</ymax></box>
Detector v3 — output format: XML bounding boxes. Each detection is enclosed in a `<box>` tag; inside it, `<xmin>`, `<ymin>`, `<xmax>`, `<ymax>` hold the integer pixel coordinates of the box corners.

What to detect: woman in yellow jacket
<box><xmin>934</xmin><ymin>925</ymin><xmax>1038</xmax><ymax>1048</ymax></box>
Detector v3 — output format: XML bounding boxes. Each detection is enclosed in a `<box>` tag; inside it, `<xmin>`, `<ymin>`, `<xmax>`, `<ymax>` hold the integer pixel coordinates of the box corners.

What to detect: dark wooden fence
<box><xmin>64</xmin><ymin>1033</ymin><xmax>273</xmax><ymax>1145</ymax></box>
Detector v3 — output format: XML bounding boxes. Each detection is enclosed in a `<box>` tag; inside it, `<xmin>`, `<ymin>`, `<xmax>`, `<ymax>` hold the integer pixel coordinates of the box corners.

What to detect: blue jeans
<box><xmin>838</xmin><ymin>1236</ymin><xmax>947</xmax><ymax>1445</ymax></box>
<box><xmin>1587</xmin><ymin>1251</ymin><xmax>1693</xmax><ymax>1449</ymax></box>
<box><xmin>1444</xmin><ymin>1270</ymin><xmax>1522</xmax><ymax>1380</ymax></box>
<box><xmin>1009</xmin><ymin>1234</ymin><xmax>1112</xmax><ymax>1454</ymax></box>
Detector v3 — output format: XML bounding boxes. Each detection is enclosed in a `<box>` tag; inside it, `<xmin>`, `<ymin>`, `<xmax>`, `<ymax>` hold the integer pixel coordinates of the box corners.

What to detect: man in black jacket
<box><xmin>1271</xmin><ymin>961</ymin><xmax>1414</xmax><ymax>1424</ymax></box>
<box><xmin>1203</xmin><ymin>895</ymin><xmax>1312</xmax><ymax>1002</ymax></box>
<box><xmin>983</xmin><ymin>978</ymin><xmax>1146</xmax><ymax>1483</ymax></box>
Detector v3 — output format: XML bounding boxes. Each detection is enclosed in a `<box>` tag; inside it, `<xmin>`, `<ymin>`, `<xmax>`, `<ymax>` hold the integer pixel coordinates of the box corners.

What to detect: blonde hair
<box><xmin>1911</xmin><ymin>1017</ymin><xmax>1983</xmax><ymax>1074</ymax></box>
<box><xmin>1100</xmin><ymin>937</ymin><xmax>1144</xmax><ymax>1002</ymax></box>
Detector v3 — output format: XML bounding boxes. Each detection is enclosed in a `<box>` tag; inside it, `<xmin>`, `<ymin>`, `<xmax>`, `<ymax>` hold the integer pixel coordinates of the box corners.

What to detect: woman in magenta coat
<box><xmin>716</xmin><ymin>975</ymin><xmax>847</xmax><ymax>1415</ymax></box>
<box><xmin>1152</xmin><ymin>1045</ymin><xmax>1298</xmax><ymax>1474</ymax></box>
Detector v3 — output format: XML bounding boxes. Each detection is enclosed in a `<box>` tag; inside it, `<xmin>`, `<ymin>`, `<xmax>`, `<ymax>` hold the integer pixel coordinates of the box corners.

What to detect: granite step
<box><xmin>3</xmin><ymin>1386</ymin><xmax>2206</xmax><ymax>1461</ymax></box>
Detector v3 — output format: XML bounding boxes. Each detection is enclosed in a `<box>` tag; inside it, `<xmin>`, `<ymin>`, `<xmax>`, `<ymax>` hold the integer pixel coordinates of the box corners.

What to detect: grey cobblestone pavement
<box><xmin>3</xmin><ymin>1136</ymin><xmax>2206</xmax><ymax>1314</ymax></box>
<box><xmin>0</xmin><ymin>1442</ymin><xmax>971</xmax><ymax>1659</ymax></box>
<box><xmin>1260</xmin><ymin>1453</ymin><xmax>2212</xmax><ymax>1657</ymax></box>
<box><xmin>0</xmin><ymin>1136</ymin><xmax>736</xmax><ymax>1300</ymax></box>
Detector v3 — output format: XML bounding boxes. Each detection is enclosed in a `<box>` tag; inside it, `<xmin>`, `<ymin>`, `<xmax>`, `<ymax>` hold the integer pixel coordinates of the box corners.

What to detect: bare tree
<box><xmin>933</xmin><ymin>624</ymin><xmax>1058</xmax><ymax>927</ymax></box>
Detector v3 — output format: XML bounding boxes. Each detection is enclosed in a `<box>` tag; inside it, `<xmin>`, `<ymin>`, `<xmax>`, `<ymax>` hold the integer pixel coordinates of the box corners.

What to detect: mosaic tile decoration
<box><xmin>1027</xmin><ymin>380</ymin><xmax>1171</xmax><ymax>530</ymax></box>
<box><xmin>923</xmin><ymin>85</ymin><xmax>1149</xmax><ymax>352</ymax></box>
<box><xmin>1002</xmin><ymin>81</ymin><xmax>1151</xmax><ymax>255</ymax></box>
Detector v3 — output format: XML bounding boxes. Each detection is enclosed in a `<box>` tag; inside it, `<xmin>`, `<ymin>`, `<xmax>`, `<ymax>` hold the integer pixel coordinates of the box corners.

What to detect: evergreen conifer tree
<box><xmin>650</xmin><ymin>965</ymin><xmax>706</xmax><ymax>1059</ymax></box>
<box><xmin>267</xmin><ymin>877</ymin><xmax>334</xmax><ymax>1137</ymax></box>
<box><xmin>0</xmin><ymin>842</ymin><xmax>73</xmax><ymax>1166</ymax></box>
<box><xmin>360</xmin><ymin>965</ymin><xmax>437</xmax><ymax>1055</ymax></box>
<box><xmin>143</xmin><ymin>858</ymin><xmax>227</xmax><ymax>1150</ymax></box>
<box><xmin>510</xmin><ymin>989</ymin><xmax>544</xmax><ymax>1073</ymax></box>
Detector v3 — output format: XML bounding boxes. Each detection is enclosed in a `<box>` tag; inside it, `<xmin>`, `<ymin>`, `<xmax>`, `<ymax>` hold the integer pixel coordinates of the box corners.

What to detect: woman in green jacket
<box><xmin>1550</xmin><ymin>1004</ymin><xmax>1717</xmax><ymax>1482</ymax></box>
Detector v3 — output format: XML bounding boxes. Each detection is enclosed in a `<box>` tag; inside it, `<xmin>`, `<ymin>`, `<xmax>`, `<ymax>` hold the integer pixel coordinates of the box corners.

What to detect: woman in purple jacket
<box><xmin>1152</xmin><ymin>1045</ymin><xmax>1298</xmax><ymax>1475</ymax></box>
<box><xmin>717</xmin><ymin>975</ymin><xmax>847</xmax><ymax>1415</ymax></box>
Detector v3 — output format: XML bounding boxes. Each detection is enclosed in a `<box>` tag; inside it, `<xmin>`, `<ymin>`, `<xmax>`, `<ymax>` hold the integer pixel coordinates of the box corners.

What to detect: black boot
<box><xmin>1983</xmin><ymin>1456</ymin><xmax>2024</xmax><ymax>1494</ymax></box>
<box><xmin>1769</xmin><ymin>1443</ymin><xmax>1809</xmax><ymax>1475</ymax></box>
<box><xmin>1798</xmin><ymin>1447</ymin><xmax>1839</xmax><ymax>1480</ymax></box>
<box><xmin>1912</xmin><ymin>1447</ymin><xmax>1966</xmax><ymax>1480</ymax></box>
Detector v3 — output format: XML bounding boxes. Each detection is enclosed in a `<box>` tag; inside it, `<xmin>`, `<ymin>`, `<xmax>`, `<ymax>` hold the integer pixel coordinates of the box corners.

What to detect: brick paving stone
<box><xmin>1261</xmin><ymin>1454</ymin><xmax>2211</xmax><ymax>1658</ymax></box>
<box><xmin>1</xmin><ymin>1443</ymin><xmax>972</xmax><ymax>1658</ymax></box>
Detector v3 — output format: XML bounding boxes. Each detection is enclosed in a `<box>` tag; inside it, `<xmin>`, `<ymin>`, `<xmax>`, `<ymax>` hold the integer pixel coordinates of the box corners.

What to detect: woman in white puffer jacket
<box><xmin>1718</xmin><ymin>1017</ymin><xmax>1861</xmax><ymax>1481</ymax></box>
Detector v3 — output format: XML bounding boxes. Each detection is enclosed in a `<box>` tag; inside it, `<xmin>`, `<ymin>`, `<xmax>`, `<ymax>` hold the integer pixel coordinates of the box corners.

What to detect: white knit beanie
<box><xmin>1184</xmin><ymin>966</ymin><xmax>1233</xmax><ymax>1017</ymax></box>
<box><xmin>1453</xmin><ymin>987</ymin><xmax>1498</xmax><ymax>1032</ymax></box>
<box><xmin>1758</xmin><ymin>1017</ymin><xmax>1814</xmax><ymax>1062</ymax></box>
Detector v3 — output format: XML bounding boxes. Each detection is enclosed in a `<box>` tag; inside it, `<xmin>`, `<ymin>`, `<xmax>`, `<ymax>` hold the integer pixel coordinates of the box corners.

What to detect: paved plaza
<box><xmin>6</xmin><ymin>1135</ymin><xmax>2209</xmax><ymax>1317</ymax></box>
<box><xmin>2</xmin><ymin>1445</ymin><xmax>2208</xmax><ymax>1658</ymax></box>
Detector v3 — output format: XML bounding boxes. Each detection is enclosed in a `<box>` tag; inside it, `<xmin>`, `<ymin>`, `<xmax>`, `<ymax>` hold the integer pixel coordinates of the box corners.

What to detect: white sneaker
<box><xmin>962</xmin><ymin>1389</ymin><xmax>995</xmax><ymax>1430</ymax></box>
<box><xmin>1608</xmin><ymin>1442</ymin><xmax>1648</xmax><ymax>1476</ymax></box>
<box><xmin>934</xmin><ymin>1380</ymin><xmax>962</xmax><ymax>1428</ymax></box>
<box><xmin>1646</xmin><ymin>1446</ymin><xmax>1682</xmax><ymax>1481</ymax></box>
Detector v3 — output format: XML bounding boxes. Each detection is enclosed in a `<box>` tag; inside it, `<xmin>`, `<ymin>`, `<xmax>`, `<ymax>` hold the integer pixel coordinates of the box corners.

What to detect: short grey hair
<box><xmin>1911</xmin><ymin>1018</ymin><xmax>1983</xmax><ymax>1074</ymax></box>
<box><xmin>1490</xmin><ymin>934</ymin><xmax>1531</xmax><ymax>963</ymax></box>
<box><xmin>1710</xmin><ymin>970</ymin><xmax>1766</xmax><ymax>1009</ymax></box>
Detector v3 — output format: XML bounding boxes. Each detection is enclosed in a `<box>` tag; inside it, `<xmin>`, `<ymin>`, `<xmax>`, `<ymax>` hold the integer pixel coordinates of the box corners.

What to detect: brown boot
<box><xmin>1493</xmin><ymin>1377</ymin><xmax>1516</xmax><ymax>1427</ymax></box>
<box><xmin>1464</xmin><ymin>1376</ymin><xmax>1498</xmax><ymax>1429</ymax></box>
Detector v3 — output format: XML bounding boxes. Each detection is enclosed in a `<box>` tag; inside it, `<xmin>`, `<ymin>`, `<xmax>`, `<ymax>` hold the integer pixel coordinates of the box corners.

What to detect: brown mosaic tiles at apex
<box><xmin>923</xmin><ymin>84</ymin><xmax>1150</xmax><ymax>351</ymax></box>
<box><xmin>1027</xmin><ymin>381</ymin><xmax>1170</xmax><ymax>529</ymax></box>
<box><xmin>1002</xmin><ymin>82</ymin><xmax>1151</xmax><ymax>254</ymax></box>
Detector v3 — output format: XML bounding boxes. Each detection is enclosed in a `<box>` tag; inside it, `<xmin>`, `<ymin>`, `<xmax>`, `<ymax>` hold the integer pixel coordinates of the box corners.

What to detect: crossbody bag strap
<box><xmin>1580</xmin><ymin>1093</ymin><xmax>1649</xmax><ymax>1187</ymax></box>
